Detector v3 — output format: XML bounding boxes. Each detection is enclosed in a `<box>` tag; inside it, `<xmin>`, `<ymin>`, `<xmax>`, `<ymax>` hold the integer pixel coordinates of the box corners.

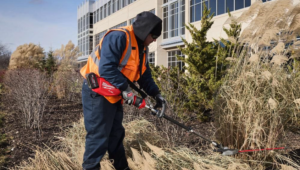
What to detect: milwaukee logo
<box><xmin>102</xmin><ymin>82</ymin><xmax>115</xmax><ymax>89</ymax></box>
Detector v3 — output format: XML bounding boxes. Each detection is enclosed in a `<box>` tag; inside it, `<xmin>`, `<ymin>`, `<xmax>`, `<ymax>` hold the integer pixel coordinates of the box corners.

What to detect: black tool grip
<box><xmin>86</xmin><ymin>73</ymin><xmax>99</xmax><ymax>89</ymax></box>
<box><xmin>163</xmin><ymin>114</ymin><xmax>191</xmax><ymax>131</ymax></box>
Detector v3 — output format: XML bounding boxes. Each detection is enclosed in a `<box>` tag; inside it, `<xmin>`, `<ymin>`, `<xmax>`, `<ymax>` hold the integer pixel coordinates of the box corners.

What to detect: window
<box><xmin>93</xmin><ymin>11</ymin><xmax>96</xmax><ymax>23</ymax></box>
<box><xmin>163</xmin><ymin>6</ymin><xmax>168</xmax><ymax>39</ymax></box>
<box><xmin>170</xmin><ymin>2</ymin><xmax>179</xmax><ymax>37</ymax></box>
<box><xmin>191</xmin><ymin>0</ymin><xmax>252</xmax><ymax>22</ymax></box>
<box><xmin>128</xmin><ymin>0</ymin><xmax>136</xmax><ymax>5</ymax></box>
<box><xmin>89</xmin><ymin>13</ymin><xmax>93</xmax><ymax>29</ymax></box>
<box><xmin>89</xmin><ymin>36</ymin><xmax>93</xmax><ymax>54</ymax></box>
<box><xmin>108</xmin><ymin>1</ymin><xmax>111</xmax><ymax>16</ymax></box>
<box><xmin>149</xmin><ymin>8</ymin><xmax>155</xmax><ymax>14</ymax></box>
<box><xmin>236</xmin><ymin>0</ymin><xmax>244</xmax><ymax>10</ymax></box>
<box><xmin>80</xmin><ymin>18</ymin><xmax>83</xmax><ymax>33</ymax></box>
<box><xmin>163</xmin><ymin>0</ymin><xmax>185</xmax><ymax>39</ymax></box>
<box><xmin>96</xmin><ymin>9</ymin><xmax>99</xmax><ymax>22</ymax></box>
<box><xmin>181</xmin><ymin>0</ymin><xmax>185</xmax><ymax>34</ymax></box>
<box><xmin>104</xmin><ymin>4</ymin><xmax>107</xmax><ymax>18</ymax></box>
<box><xmin>95</xmin><ymin>30</ymin><xmax>107</xmax><ymax>45</ymax></box>
<box><xmin>226</xmin><ymin>0</ymin><xmax>234</xmax><ymax>12</ymax></box>
<box><xmin>148</xmin><ymin>52</ymin><xmax>155</xmax><ymax>65</ymax></box>
<box><xmin>112</xmin><ymin>0</ymin><xmax>116</xmax><ymax>13</ymax></box>
<box><xmin>129</xmin><ymin>17</ymin><xmax>136</xmax><ymax>25</ymax></box>
<box><xmin>86</xmin><ymin>36</ymin><xmax>89</xmax><ymax>55</ymax></box>
<box><xmin>217</xmin><ymin>0</ymin><xmax>225</xmax><ymax>16</ymax></box>
<box><xmin>83</xmin><ymin>16</ymin><xmax>86</xmax><ymax>31</ymax></box>
<box><xmin>164</xmin><ymin>0</ymin><xmax>168</xmax><ymax>3</ymax></box>
<box><xmin>122</xmin><ymin>0</ymin><xmax>127</xmax><ymax>7</ymax></box>
<box><xmin>78</xmin><ymin>19</ymin><xmax>80</xmax><ymax>33</ymax></box>
<box><xmin>86</xmin><ymin>14</ymin><xmax>89</xmax><ymax>30</ymax></box>
<box><xmin>190</xmin><ymin>0</ymin><xmax>201</xmax><ymax>23</ymax></box>
<box><xmin>82</xmin><ymin>38</ymin><xmax>85</xmax><ymax>54</ymax></box>
<box><xmin>168</xmin><ymin>50</ymin><xmax>185</xmax><ymax>70</ymax></box>
<box><xmin>110</xmin><ymin>21</ymin><xmax>127</xmax><ymax>29</ymax></box>
<box><xmin>245</xmin><ymin>0</ymin><xmax>251</xmax><ymax>7</ymax></box>
<box><xmin>118</xmin><ymin>0</ymin><xmax>122</xmax><ymax>10</ymax></box>
<box><xmin>100</xmin><ymin>7</ymin><xmax>103</xmax><ymax>20</ymax></box>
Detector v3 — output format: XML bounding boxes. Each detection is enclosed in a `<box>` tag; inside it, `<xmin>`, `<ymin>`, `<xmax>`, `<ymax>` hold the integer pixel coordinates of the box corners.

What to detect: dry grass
<box><xmin>238</xmin><ymin>0</ymin><xmax>300</xmax><ymax>53</ymax></box>
<box><xmin>214</xmin><ymin>50</ymin><xmax>300</xmax><ymax>169</ymax></box>
<box><xmin>13</xmin><ymin>113</ymin><xmax>300</xmax><ymax>170</ymax></box>
<box><xmin>14</xmin><ymin>117</ymin><xmax>255</xmax><ymax>170</ymax></box>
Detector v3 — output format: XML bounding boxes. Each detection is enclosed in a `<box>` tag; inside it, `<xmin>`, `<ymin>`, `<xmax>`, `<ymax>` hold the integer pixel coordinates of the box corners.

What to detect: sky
<box><xmin>0</xmin><ymin>0</ymin><xmax>84</xmax><ymax>52</ymax></box>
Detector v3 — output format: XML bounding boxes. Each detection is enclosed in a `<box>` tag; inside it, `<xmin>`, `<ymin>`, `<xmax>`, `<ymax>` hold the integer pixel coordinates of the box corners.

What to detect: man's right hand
<box><xmin>121</xmin><ymin>86</ymin><xmax>135</xmax><ymax>105</ymax></box>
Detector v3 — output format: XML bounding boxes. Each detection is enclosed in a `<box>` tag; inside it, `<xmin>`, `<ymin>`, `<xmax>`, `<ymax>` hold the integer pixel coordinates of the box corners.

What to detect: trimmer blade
<box><xmin>222</xmin><ymin>149</ymin><xmax>239</xmax><ymax>156</ymax></box>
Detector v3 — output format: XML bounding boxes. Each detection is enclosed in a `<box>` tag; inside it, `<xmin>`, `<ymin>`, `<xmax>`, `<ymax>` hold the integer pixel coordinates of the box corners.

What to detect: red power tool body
<box><xmin>86</xmin><ymin>73</ymin><xmax>146</xmax><ymax>109</ymax></box>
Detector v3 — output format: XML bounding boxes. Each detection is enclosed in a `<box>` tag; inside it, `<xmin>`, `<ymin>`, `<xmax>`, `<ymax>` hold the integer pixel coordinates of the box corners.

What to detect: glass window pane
<box><xmin>191</xmin><ymin>0</ymin><xmax>194</xmax><ymax>5</ymax></box>
<box><xmin>195</xmin><ymin>3</ymin><xmax>201</xmax><ymax>21</ymax></box>
<box><xmin>181</xmin><ymin>0</ymin><xmax>185</xmax><ymax>34</ymax></box>
<box><xmin>108</xmin><ymin>2</ymin><xmax>111</xmax><ymax>15</ymax></box>
<box><xmin>217</xmin><ymin>0</ymin><xmax>225</xmax><ymax>15</ymax></box>
<box><xmin>226</xmin><ymin>0</ymin><xmax>234</xmax><ymax>12</ymax></box>
<box><xmin>209</xmin><ymin>0</ymin><xmax>216</xmax><ymax>16</ymax></box>
<box><xmin>190</xmin><ymin>5</ymin><xmax>194</xmax><ymax>22</ymax></box>
<box><xmin>245</xmin><ymin>0</ymin><xmax>251</xmax><ymax>7</ymax></box>
<box><xmin>163</xmin><ymin>6</ymin><xmax>168</xmax><ymax>39</ymax></box>
<box><xmin>235</xmin><ymin>0</ymin><xmax>244</xmax><ymax>10</ymax></box>
<box><xmin>100</xmin><ymin>7</ymin><xmax>103</xmax><ymax>20</ymax></box>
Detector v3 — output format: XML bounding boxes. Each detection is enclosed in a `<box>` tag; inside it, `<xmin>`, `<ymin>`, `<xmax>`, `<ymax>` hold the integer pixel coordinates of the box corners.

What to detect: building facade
<box><xmin>77</xmin><ymin>0</ymin><xmax>263</xmax><ymax>69</ymax></box>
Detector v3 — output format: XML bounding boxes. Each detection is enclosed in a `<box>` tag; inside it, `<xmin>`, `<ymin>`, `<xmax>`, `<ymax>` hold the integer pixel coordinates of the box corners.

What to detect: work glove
<box><xmin>154</xmin><ymin>93</ymin><xmax>166</xmax><ymax>109</ymax></box>
<box><xmin>122</xmin><ymin>86</ymin><xmax>135</xmax><ymax>105</ymax></box>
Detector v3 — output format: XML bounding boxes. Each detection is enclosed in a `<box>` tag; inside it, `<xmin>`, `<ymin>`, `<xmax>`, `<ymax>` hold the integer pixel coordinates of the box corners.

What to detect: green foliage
<box><xmin>178</xmin><ymin>4</ymin><xmax>230</xmax><ymax>110</ymax></box>
<box><xmin>45</xmin><ymin>50</ymin><xmax>57</xmax><ymax>75</ymax></box>
<box><xmin>151</xmin><ymin>65</ymin><xmax>189</xmax><ymax>117</ymax></box>
<box><xmin>151</xmin><ymin>5</ymin><xmax>242</xmax><ymax>120</ymax></box>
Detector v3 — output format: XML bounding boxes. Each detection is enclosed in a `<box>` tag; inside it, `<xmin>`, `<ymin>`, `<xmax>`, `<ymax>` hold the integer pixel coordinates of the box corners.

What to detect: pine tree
<box><xmin>215</xmin><ymin>10</ymin><xmax>242</xmax><ymax>60</ymax></box>
<box><xmin>45</xmin><ymin>50</ymin><xmax>56</xmax><ymax>75</ymax></box>
<box><xmin>178</xmin><ymin>4</ymin><xmax>222</xmax><ymax>111</ymax></box>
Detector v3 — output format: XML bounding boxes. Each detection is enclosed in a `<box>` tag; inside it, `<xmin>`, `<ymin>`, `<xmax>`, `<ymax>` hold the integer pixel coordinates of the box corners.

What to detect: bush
<box><xmin>3</xmin><ymin>69</ymin><xmax>51</xmax><ymax>132</ymax></box>
<box><xmin>53</xmin><ymin>70</ymin><xmax>83</xmax><ymax>102</ymax></box>
<box><xmin>151</xmin><ymin>65</ymin><xmax>189</xmax><ymax>117</ymax></box>
<box><xmin>0</xmin><ymin>43</ymin><xmax>11</xmax><ymax>71</ymax></box>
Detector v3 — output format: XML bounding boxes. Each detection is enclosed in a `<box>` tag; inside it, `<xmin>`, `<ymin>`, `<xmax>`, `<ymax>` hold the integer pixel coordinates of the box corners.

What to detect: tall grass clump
<box><xmin>214</xmin><ymin>0</ymin><xmax>300</xmax><ymax>168</ymax></box>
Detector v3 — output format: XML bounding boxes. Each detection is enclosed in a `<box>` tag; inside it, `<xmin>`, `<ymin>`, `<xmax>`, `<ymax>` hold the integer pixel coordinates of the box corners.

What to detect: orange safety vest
<box><xmin>80</xmin><ymin>25</ymin><xmax>148</xmax><ymax>103</ymax></box>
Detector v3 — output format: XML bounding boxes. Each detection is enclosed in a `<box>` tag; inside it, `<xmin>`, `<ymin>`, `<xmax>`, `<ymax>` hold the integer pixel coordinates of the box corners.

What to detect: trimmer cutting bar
<box><xmin>145</xmin><ymin>104</ymin><xmax>239</xmax><ymax>156</ymax></box>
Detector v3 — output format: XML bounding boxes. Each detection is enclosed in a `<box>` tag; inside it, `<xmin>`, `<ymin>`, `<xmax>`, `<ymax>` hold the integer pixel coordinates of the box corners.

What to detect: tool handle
<box><xmin>163</xmin><ymin>114</ymin><xmax>191</xmax><ymax>131</ymax></box>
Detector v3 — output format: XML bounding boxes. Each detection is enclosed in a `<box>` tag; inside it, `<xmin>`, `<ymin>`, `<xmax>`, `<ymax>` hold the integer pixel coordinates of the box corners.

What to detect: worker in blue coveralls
<box><xmin>81</xmin><ymin>11</ymin><xmax>166</xmax><ymax>170</ymax></box>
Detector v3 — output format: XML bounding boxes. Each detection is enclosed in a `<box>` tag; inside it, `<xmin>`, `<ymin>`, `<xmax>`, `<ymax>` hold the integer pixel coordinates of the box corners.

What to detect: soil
<box><xmin>0</xmin><ymin>96</ymin><xmax>82</xmax><ymax>169</ymax></box>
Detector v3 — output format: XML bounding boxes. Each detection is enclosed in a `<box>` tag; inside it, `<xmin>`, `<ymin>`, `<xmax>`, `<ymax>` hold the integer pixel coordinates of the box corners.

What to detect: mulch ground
<box><xmin>0</xmin><ymin>96</ymin><xmax>82</xmax><ymax>169</ymax></box>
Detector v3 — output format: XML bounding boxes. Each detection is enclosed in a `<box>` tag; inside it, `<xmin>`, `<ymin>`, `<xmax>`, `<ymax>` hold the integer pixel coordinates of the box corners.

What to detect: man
<box><xmin>80</xmin><ymin>11</ymin><xmax>166</xmax><ymax>170</ymax></box>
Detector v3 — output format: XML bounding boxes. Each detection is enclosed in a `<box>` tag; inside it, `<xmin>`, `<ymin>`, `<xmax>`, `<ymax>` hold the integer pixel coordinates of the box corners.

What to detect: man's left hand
<box><xmin>154</xmin><ymin>93</ymin><xmax>166</xmax><ymax>109</ymax></box>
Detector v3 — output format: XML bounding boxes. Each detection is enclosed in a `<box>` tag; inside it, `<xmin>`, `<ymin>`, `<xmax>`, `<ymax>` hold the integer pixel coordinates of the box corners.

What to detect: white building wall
<box><xmin>77</xmin><ymin>0</ymin><xmax>275</xmax><ymax>67</ymax></box>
